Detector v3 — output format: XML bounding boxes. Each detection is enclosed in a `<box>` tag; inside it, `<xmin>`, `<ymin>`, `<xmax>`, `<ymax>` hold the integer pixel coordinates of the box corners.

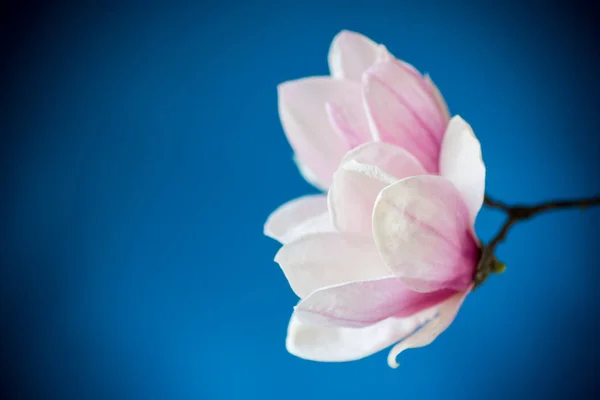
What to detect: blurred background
<box><xmin>2</xmin><ymin>1</ymin><xmax>599</xmax><ymax>399</ymax></box>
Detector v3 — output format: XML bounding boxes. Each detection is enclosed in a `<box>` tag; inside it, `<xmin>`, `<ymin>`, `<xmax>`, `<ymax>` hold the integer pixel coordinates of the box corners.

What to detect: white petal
<box><xmin>328</xmin><ymin>160</ymin><xmax>394</xmax><ymax>235</ymax></box>
<box><xmin>278</xmin><ymin>77</ymin><xmax>361</xmax><ymax>189</ymax></box>
<box><xmin>294</xmin><ymin>276</ymin><xmax>456</xmax><ymax>328</ymax></box>
<box><xmin>362</xmin><ymin>60</ymin><xmax>446</xmax><ymax>173</ymax></box>
<box><xmin>387</xmin><ymin>286</ymin><xmax>471</xmax><ymax>368</ymax></box>
<box><xmin>372</xmin><ymin>175</ymin><xmax>478</xmax><ymax>292</ymax></box>
<box><xmin>293</xmin><ymin>156</ymin><xmax>329</xmax><ymax>192</ymax></box>
<box><xmin>265</xmin><ymin>195</ymin><xmax>333</xmax><ymax>244</ymax></box>
<box><xmin>328</xmin><ymin>142</ymin><xmax>426</xmax><ymax>234</ymax></box>
<box><xmin>424</xmin><ymin>74</ymin><xmax>451</xmax><ymax>123</ymax></box>
<box><xmin>325</xmin><ymin>99</ymin><xmax>372</xmax><ymax>149</ymax></box>
<box><xmin>328</xmin><ymin>30</ymin><xmax>380</xmax><ymax>81</ymax></box>
<box><xmin>286</xmin><ymin>309</ymin><xmax>436</xmax><ymax>362</ymax></box>
<box><xmin>274</xmin><ymin>233</ymin><xmax>389</xmax><ymax>298</ymax></box>
<box><xmin>339</xmin><ymin>141</ymin><xmax>427</xmax><ymax>178</ymax></box>
<box><xmin>439</xmin><ymin>116</ymin><xmax>486</xmax><ymax>225</ymax></box>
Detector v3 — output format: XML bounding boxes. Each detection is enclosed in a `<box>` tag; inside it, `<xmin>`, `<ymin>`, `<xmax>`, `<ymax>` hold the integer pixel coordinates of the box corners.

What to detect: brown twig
<box><xmin>485</xmin><ymin>195</ymin><xmax>600</xmax><ymax>217</ymax></box>
<box><xmin>481</xmin><ymin>195</ymin><xmax>510</xmax><ymax>213</ymax></box>
<box><xmin>474</xmin><ymin>194</ymin><xmax>600</xmax><ymax>288</ymax></box>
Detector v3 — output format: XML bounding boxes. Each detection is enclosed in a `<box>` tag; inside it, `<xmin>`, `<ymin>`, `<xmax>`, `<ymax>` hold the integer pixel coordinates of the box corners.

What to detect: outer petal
<box><xmin>325</xmin><ymin>100</ymin><xmax>371</xmax><ymax>149</ymax></box>
<box><xmin>387</xmin><ymin>286</ymin><xmax>471</xmax><ymax>368</ymax></box>
<box><xmin>372</xmin><ymin>175</ymin><xmax>479</xmax><ymax>292</ymax></box>
<box><xmin>293</xmin><ymin>156</ymin><xmax>329</xmax><ymax>192</ymax></box>
<box><xmin>363</xmin><ymin>60</ymin><xmax>446</xmax><ymax>173</ymax></box>
<box><xmin>286</xmin><ymin>308</ymin><xmax>437</xmax><ymax>362</ymax></box>
<box><xmin>328</xmin><ymin>142</ymin><xmax>426</xmax><ymax>234</ymax></box>
<box><xmin>264</xmin><ymin>195</ymin><xmax>334</xmax><ymax>244</ymax></box>
<box><xmin>294</xmin><ymin>276</ymin><xmax>456</xmax><ymax>328</ymax></box>
<box><xmin>424</xmin><ymin>74</ymin><xmax>451</xmax><ymax>123</ymax></box>
<box><xmin>439</xmin><ymin>116</ymin><xmax>486</xmax><ymax>225</ymax></box>
<box><xmin>278</xmin><ymin>77</ymin><xmax>361</xmax><ymax>188</ymax></box>
<box><xmin>328</xmin><ymin>30</ymin><xmax>380</xmax><ymax>81</ymax></box>
<box><xmin>274</xmin><ymin>233</ymin><xmax>389</xmax><ymax>298</ymax></box>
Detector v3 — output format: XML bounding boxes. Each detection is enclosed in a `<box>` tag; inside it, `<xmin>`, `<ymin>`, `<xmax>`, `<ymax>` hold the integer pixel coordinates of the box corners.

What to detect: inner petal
<box><xmin>328</xmin><ymin>142</ymin><xmax>426</xmax><ymax>235</ymax></box>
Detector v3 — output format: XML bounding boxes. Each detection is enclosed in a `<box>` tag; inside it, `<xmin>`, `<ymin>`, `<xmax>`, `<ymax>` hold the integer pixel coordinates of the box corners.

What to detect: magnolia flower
<box><xmin>268</xmin><ymin>30</ymin><xmax>486</xmax><ymax>366</ymax></box>
<box><xmin>265</xmin><ymin>117</ymin><xmax>486</xmax><ymax>367</ymax></box>
<box><xmin>278</xmin><ymin>30</ymin><xmax>451</xmax><ymax>190</ymax></box>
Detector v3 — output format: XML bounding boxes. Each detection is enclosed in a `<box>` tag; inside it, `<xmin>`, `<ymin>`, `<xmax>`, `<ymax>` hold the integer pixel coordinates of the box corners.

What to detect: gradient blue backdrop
<box><xmin>2</xmin><ymin>1</ymin><xmax>600</xmax><ymax>399</ymax></box>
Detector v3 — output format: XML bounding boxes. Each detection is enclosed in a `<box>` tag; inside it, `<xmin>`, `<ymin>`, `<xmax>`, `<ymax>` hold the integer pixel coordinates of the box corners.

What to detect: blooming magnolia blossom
<box><xmin>266</xmin><ymin>121</ymin><xmax>485</xmax><ymax>367</ymax></box>
<box><xmin>266</xmin><ymin>30</ymin><xmax>486</xmax><ymax>367</ymax></box>
<box><xmin>278</xmin><ymin>30</ymin><xmax>451</xmax><ymax>190</ymax></box>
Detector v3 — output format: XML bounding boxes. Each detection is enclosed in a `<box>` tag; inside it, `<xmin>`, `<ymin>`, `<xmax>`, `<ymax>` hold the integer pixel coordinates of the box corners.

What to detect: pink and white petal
<box><xmin>328</xmin><ymin>160</ymin><xmax>395</xmax><ymax>235</ymax></box>
<box><xmin>376</xmin><ymin>45</ymin><xmax>394</xmax><ymax>63</ymax></box>
<box><xmin>265</xmin><ymin>195</ymin><xmax>333</xmax><ymax>244</ymax></box>
<box><xmin>286</xmin><ymin>306</ymin><xmax>437</xmax><ymax>362</ymax></box>
<box><xmin>325</xmin><ymin>99</ymin><xmax>371</xmax><ymax>149</ymax></box>
<box><xmin>439</xmin><ymin>116</ymin><xmax>486</xmax><ymax>226</ymax></box>
<box><xmin>289</xmin><ymin>213</ymin><xmax>334</xmax><ymax>242</ymax></box>
<box><xmin>397</xmin><ymin>60</ymin><xmax>424</xmax><ymax>81</ymax></box>
<box><xmin>340</xmin><ymin>142</ymin><xmax>426</xmax><ymax>179</ymax></box>
<box><xmin>274</xmin><ymin>233</ymin><xmax>389</xmax><ymax>298</ymax></box>
<box><xmin>372</xmin><ymin>175</ymin><xmax>479</xmax><ymax>293</ymax></box>
<box><xmin>329</xmin><ymin>142</ymin><xmax>426</xmax><ymax>234</ymax></box>
<box><xmin>387</xmin><ymin>286</ymin><xmax>471</xmax><ymax>368</ymax></box>
<box><xmin>278</xmin><ymin>77</ymin><xmax>361</xmax><ymax>189</ymax></box>
<box><xmin>328</xmin><ymin>30</ymin><xmax>380</xmax><ymax>82</ymax></box>
<box><xmin>395</xmin><ymin>66</ymin><xmax>449</xmax><ymax>123</ymax></box>
<box><xmin>294</xmin><ymin>276</ymin><xmax>456</xmax><ymax>328</ymax></box>
<box><xmin>424</xmin><ymin>74</ymin><xmax>451</xmax><ymax>123</ymax></box>
<box><xmin>293</xmin><ymin>156</ymin><xmax>329</xmax><ymax>192</ymax></box>
<box><xmin>363</xmin><ymin>60</ymin><xmax>446</xmax><ymax>173</ymax></box>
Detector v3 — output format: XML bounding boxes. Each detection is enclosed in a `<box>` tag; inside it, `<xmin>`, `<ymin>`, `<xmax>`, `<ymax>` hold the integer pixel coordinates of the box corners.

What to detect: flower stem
<box><xmin>473</xmin><ymin>194</ymin><xmax>600</xmax><ymax>288</ymax></box>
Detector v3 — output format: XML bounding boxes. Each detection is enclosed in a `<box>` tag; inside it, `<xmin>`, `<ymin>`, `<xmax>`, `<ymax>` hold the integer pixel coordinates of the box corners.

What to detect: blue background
<box><xmin>2</xmin><ymin>1</ymin><xmax>599</xmax><ymax>399</ymax></box>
